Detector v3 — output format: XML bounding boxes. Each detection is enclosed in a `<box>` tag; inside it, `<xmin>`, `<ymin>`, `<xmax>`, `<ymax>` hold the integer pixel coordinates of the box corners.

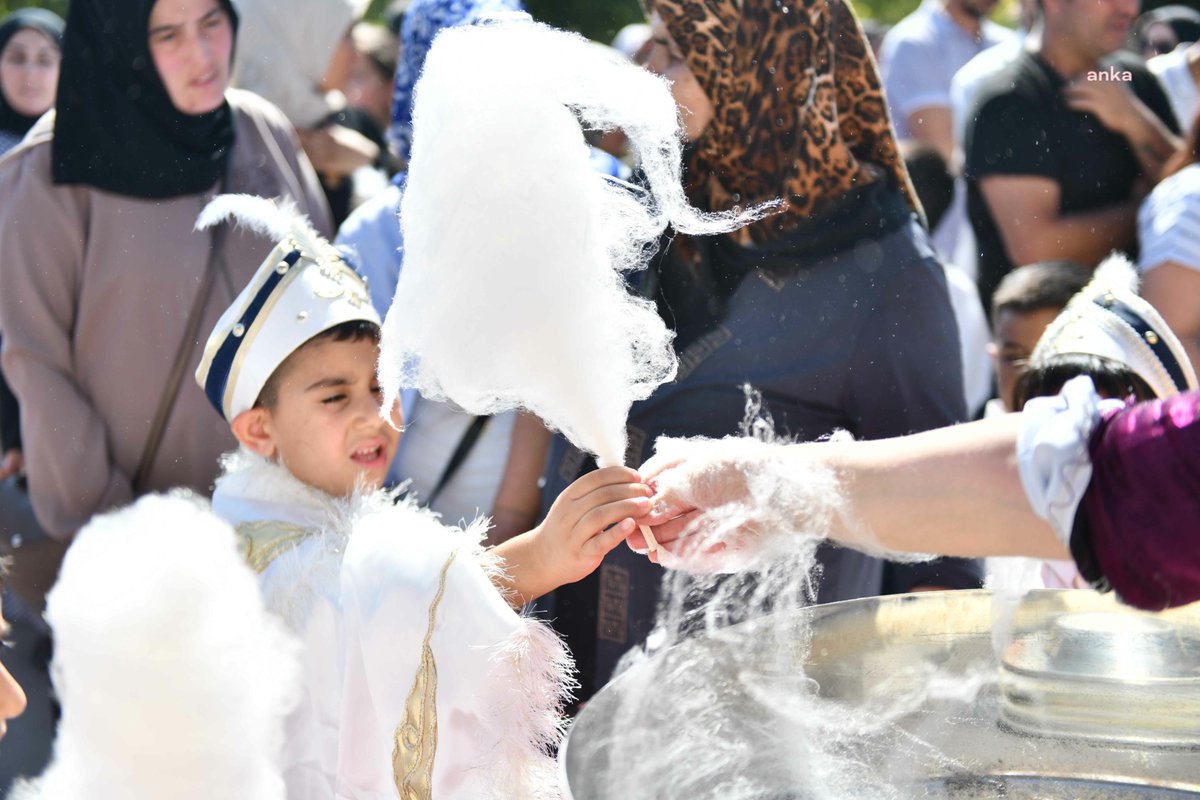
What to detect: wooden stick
<box><xmin>639</xmin><ymin>523</ymin><xmax>659</xmax><ymax>553</ymax></box>
<box><xmin>600</xmin><ymin>454</ymin><xmax>659</xmax><ymax>552</ymax></box>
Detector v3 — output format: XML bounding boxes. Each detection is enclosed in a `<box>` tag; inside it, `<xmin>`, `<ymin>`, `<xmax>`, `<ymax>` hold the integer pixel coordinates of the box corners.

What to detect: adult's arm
<box><xmin>0</xmin><ymin>145</ymin><xmax>131</xmax><ymax>539</ymax></box>
<box><xmin>1137</xmin><ymin>168</ymin><xmax>1200</xmax><ymax>375</ymax></box>
<box><xmin>878</xmin><ymin>27</ymin><xmax>955</xmax><ymax>164</ymax></box>
<box><xmin>845</xmin><ymin>251</ymin><xmax>981</xmax><ymax>591</ymax></box>
<box><xmin>636</xmin><ymin>412</ymin><xmax>1063</xmax><ymax>565</ymax></box>
<box><xmin>1062</xmin><ymin>79</ymin><xmax>1181</xmax><ymax>184</ymax></box>
<box><xmin>298</xmin><ymin>124</ymin><xmax>380</xmax><ymax>183</ymax></box>
<box><xmin>637</xmin><ymin>383</ymin><xmax>1200</xmax><ymax>609</ymax></box>
<box><xmin>1139</xmin><ymin>262</ymin><xmax>1200</xmax><ymax>373</ymax></box>
<box><xmin>904</xmin><ymin>107</ymin><xmax>956</xmax><ymax>168</ymax></box>
<box><xmin>977</xmin><ymin>175</ymin><xmax>1137</xmax><ymax>267</ymax></box>
<box><xmin>966</xmin><ymin>90</ymin><xmax>1138</xmax><ymax>267</ymax></box>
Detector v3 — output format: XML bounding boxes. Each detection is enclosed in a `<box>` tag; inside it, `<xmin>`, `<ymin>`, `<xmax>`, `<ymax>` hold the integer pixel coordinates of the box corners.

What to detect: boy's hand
<box><xmin>541</xmin><ymin>465</ymin><xmax>653</xmax><ymax>580</ymax></box>
<box><xmin>492</xmin><ymin>466</ymin><xmax>652</xmax><ymax>606</ymax></box>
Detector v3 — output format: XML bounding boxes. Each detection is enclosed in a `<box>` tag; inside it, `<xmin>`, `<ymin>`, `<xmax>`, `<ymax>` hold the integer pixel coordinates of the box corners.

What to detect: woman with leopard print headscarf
<box><xmin>539</xmin><ymin>0</ymin><xmax>982</xmax><ymax>707</ymax></box>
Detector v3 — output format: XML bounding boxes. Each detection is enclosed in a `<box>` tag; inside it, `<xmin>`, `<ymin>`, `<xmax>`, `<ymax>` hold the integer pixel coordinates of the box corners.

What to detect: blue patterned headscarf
<box><xmin>388</xmin><ymin>0</ymin><xmax>524</xmax><ymax>161</ymax></box>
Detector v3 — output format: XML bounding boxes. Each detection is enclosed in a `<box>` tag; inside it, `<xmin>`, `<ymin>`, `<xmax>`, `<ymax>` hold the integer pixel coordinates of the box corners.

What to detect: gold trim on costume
<box><xmin>393</xmin><ymin>549</ymin><xmax>458</xmax><ymax>800</ymax></box>
<box><xmin>236</xmin><ymin>520</ymin><xmax>311</xmax><ymax>573</ymax></box>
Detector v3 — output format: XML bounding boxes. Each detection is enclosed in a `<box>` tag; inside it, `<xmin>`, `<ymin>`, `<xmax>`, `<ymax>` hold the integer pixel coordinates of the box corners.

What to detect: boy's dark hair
<box><xmin>1013</xmin><ymin>353</ymin><xmax>1157</xmax><ymax>409</ymax></box>
<box><xmin>990</xmin><ymin>261</ymin><xmax>1091</xmax><ymax>325</ymax></box>
<box><xmin>255</xmin><ymin>320</ymin><xmax>381</xmax><ymax>409</ymax></box>
<box><xmin>900</xmin><ymin>141</ymin><xmax>954</xmax><ymax>231</ymax></box>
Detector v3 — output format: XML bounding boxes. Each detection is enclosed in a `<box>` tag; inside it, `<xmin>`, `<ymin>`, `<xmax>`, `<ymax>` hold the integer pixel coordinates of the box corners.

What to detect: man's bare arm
<box><xmin>979</xmin><ymin>174</ymin><xmax>1137</xmax><ymax>267</ymax></box>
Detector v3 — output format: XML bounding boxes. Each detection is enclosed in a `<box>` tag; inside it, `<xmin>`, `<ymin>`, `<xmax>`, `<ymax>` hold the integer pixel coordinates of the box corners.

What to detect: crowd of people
<box><xmin>0</xmin><ymin>0</ymin><xmax>1196</xmax><ymax>794</ymax></box>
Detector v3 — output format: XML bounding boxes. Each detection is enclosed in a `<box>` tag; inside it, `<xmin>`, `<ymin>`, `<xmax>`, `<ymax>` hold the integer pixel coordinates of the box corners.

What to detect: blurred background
<box><xmin>5</xmin><ymin>0</ymin><xmax>1196</xmax><ymax>42</ymax></box>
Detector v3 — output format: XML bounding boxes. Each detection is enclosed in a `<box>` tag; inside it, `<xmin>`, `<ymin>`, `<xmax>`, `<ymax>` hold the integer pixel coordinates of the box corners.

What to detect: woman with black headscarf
<box><xmin>0</xmin><ymin>8</ymin><xmax>62</xmax><ymax>482</ymax></box>
<box><xmin>0</xmin><ymin>0</ymin><xmax>330</xmax><ymax>541</ymax></box>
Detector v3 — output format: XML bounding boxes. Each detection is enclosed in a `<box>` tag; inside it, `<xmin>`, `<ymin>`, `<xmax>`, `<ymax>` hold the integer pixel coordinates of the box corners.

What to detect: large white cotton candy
<box><xmin>379</xmin><ymin>18</ymin><xmax>775</xmax><ymax>467</ymax></box>
<box><xmin>12</xmin><ymin>494</ymin><xmax>301</xmax><ymax>800</ymax></box>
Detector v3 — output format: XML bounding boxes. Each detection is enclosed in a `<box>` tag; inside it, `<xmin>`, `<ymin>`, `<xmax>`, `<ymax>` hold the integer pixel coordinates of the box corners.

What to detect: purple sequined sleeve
<box><xmin>1079</xmin><ymin>391</ymin><xmax>1200</xmax><ymax>610</ymax></box>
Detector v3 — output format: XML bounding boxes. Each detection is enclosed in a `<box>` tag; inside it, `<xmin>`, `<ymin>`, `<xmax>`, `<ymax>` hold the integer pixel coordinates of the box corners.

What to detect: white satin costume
<box><xmin>212</xmin><ymin>449</ymin><xmax>572</xmax><ymax>799</ymax></box>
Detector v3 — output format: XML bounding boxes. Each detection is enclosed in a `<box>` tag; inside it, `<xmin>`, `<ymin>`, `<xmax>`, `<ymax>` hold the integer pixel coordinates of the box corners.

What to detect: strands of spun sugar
<box><xmin>378</xmin><ymin>18</ymin><xmax>778</xmax><ymax>474</ymax></box>
<box><xmin>593</xmin><ymin>393</ymin><xmax>840</xmax><ymax>798</ymax></box>
<box><xmin>642</xmin><ymin>388</ymin><xmax>929</xmax><ymax>574</ymax></box>
<box><xmin>583</xmin><ymin>391</ymin><xmax>963</xmax><ymax>798</ymax></box>
<box><xmin>985</xmin><ymin>557</ymin><xmax>1044</xmax><ymax>659</ymax></box>
<box><xmin>12</xmin><ymin>494</ymin><xmax>301</xmax><ymax>800</ymax></box>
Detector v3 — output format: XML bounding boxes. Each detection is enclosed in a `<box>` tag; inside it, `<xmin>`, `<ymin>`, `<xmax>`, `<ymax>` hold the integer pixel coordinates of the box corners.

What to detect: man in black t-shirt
<box><xmin>964</xmin><ymin>0</ymin><xmax>1179</xmax><ymax>312</ymax></box>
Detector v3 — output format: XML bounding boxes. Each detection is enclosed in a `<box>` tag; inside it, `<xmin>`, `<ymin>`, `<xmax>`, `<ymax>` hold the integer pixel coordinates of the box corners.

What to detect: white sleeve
<box><xmin>1138</xmin><ymin>166</ymin><xmax>1200</xmax><ymax>272</ymax></box>
<box><xmin>1016</xmin><ymin>376</ymin><xmax>1124</xmax><ymax>547</ymax></box>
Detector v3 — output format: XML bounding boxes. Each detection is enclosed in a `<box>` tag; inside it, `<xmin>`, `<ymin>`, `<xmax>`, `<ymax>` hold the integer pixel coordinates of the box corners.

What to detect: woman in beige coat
<box><xmin>0</xmin><ymin>0</ymin><xmax>331</xmax><ymax>541</ymax></box>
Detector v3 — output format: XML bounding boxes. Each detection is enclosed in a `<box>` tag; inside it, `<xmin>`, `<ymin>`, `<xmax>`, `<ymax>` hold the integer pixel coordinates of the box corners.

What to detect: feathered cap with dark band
<box><xmin>194</xmin><ymin>195</ymin><xmax>379</xmax><ymax>421</ymax></box>
<box><xmin>1031</xmin><ymin>253</ymin><xmax>1197</xmax><ymax>399</ymax></box>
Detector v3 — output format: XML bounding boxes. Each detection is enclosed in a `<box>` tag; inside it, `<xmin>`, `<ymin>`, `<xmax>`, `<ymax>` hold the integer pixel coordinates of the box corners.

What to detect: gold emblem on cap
<box><xmin>232</xmin><ymin>323</ymin><xmax>246</xmax><ymax>338</ymax></box>
<box><xmin>1145</xmin><ymin>331</ymin><xmax>1160</xmax><ymax>345</ymax></box>
<box><xmin>312</xmin><ymin>260</ymin><xmax>370</xmax><ymax>309</ymax></box>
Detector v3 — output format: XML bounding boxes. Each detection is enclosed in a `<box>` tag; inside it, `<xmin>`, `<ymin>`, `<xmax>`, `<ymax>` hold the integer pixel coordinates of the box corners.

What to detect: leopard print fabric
<box><xmin>646</xmin><ymin>0</ymin><xmax>921</xmax><ymax>246</ymax></box>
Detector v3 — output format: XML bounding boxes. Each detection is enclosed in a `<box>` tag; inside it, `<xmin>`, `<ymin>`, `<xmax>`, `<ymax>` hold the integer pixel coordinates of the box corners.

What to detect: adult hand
<box><xmin>1062</xmin><ymin>79</ymin><xmax>1140</xmax><ymax>136</ymax></box>
<box><xmin>630</xmin><ymin>436</ymin><xmax>838</xmax><ymax>573</ymax></box>
<box><xmin>298</xmin><ymin>124</ymin><xmax>380</xmax><ymax>182</ymax></box>
<box><xmin>0</xmin><ymin>448</ymin><xmax>23</xmax><ymax>480</ymax></box>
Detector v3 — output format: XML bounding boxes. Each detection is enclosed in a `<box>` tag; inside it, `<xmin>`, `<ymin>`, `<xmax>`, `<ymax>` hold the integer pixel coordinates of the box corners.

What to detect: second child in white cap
<box><xmin>194</xmin><ymin>194</ymin><xmax>652</xmax><ymax>799</ymax></box>
<box><xmin>1012</xmin><ymin>251</ymin><xmax>1197</xmax><ymax>589</ymax></box>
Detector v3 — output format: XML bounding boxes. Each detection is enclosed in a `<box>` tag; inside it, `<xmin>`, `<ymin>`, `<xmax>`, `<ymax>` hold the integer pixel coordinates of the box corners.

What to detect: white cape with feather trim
<box><xmin>212</xmin><ymin>450</ymin><xmax>572</xmax><ymax>799</ymax></box>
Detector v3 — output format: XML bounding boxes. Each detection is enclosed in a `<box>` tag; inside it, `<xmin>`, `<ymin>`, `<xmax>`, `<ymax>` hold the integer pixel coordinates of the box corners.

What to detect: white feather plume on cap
<box><xmin>1030</xmin><ymin>252</ymin><xmax>1198</xmax><ymax>398</ymax></box>
<box><xmin>193</xmin><ymin>194</ymin><xmax>380</xmax><ymax>421</ymax></box>
<box><xmin>11</xmin><ymin>494</ymin><xmax>301</xmax><ymax>800</ymax></box>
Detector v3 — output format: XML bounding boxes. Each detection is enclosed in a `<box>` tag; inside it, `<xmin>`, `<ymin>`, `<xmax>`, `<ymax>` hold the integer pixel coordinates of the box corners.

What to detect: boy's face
<box><xmin>255</xmin><ymin>337</ymin><xmax>400</xmax><ymax>497</ymax></box>
<box><xmin>990</xmin><ymin>306</ymin><xmax>1062</xmax><ymax>411</ymax></box>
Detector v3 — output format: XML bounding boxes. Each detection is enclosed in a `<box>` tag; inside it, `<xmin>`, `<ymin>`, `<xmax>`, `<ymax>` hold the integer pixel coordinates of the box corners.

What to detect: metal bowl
<box><xmin>561</xmin><ymin>590</ymin><xmax>1200</xmax><ymax>799</ymax></box>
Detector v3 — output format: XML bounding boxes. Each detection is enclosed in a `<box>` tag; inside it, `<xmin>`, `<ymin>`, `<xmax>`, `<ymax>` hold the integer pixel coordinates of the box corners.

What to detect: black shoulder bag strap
<box><xmin>426</xmin><ymin>414</ymin><xmax>490</xmax><ymax>507</ymax></box>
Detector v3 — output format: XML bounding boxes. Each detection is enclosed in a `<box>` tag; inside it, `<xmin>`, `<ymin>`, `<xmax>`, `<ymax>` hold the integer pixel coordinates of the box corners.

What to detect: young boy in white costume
<box><xmin>193</xmin><ymin>195</ymin><xmax>652</xmax><ymax>799</ymax></box>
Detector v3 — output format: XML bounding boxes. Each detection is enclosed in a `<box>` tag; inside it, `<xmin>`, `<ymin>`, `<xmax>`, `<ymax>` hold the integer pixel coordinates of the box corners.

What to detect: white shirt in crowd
<box><xmin>1139</xmin><ymin>162</ymin><xmax>1200</xmax><ymax>273</ymax></box>
<box><xmin>1147</xmin><ymin>43</ymin><xmax>1199</xmax><ymax>137</ymax></box>
<box><xmin>880</xmin><ymin>0</ymin><xmax>1017</xmax><ymax>140</ymax></box>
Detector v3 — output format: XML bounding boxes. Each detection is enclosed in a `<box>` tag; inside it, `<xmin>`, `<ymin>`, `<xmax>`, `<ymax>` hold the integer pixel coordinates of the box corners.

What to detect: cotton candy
<box><xmin>379</xmin><ymin>17</ymin><xmax>775</xmax><ymax>467</ymax></box>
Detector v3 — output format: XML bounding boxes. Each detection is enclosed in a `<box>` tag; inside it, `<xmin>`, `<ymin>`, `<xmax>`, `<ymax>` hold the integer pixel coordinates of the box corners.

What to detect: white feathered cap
<box><xmin>193</xmin><ymin>195</ymin><xmax>380</xmax><ymax>421</ymax></box>
<box><xmin>1030</xmin><ymin>252</ymin><xmax>1197</xmax><ymax>398</ymax></box>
